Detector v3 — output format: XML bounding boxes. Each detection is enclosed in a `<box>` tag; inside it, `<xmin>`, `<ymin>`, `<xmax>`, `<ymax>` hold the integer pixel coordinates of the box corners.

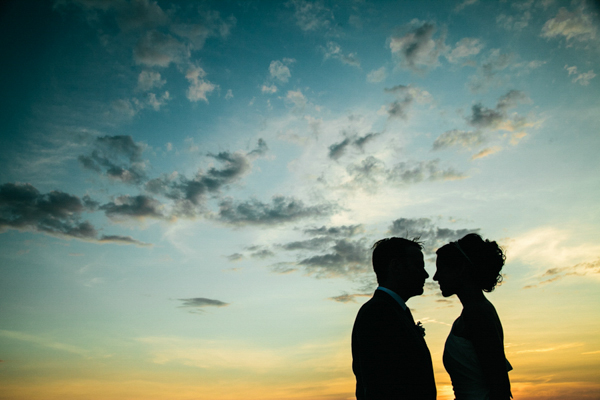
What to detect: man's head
<box><xmin>372</xmin><ymin>237</ymin><xmax>428</xmax><ymax>301</ymax></box>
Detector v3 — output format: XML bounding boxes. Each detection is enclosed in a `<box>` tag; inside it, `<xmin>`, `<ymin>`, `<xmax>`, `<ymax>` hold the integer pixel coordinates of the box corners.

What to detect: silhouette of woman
<box><xmin>434</xmin><ymin>233</ymin><xmax>512</xmax><ymax>400</ymax></box>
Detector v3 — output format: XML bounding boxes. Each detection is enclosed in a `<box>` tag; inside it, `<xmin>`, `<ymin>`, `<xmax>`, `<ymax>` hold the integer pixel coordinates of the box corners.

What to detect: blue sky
<box><xmin>1</xmin><ymin>1</ymin><xmax>600</xmax><ymax>399</ymax></box>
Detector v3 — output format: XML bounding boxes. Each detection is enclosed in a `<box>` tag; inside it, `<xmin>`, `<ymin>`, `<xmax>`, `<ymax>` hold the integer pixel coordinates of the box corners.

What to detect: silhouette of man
<box><xmin>352</xmin><ymin>237</ymin><xmax>436</xmax><ymax>399</ymax></box>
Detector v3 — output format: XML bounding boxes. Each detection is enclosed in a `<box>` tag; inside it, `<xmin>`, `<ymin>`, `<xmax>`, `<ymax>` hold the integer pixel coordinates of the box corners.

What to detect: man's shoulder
<box><xmin>355</xmin><ymin>292</ymin><xmax>402</xmax><ymax>323</ymax></box>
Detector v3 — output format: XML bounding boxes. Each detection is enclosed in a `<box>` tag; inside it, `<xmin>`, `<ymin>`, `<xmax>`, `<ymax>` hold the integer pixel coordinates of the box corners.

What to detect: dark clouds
<box><xmin>383</xmin><ymin>84</ymin><xmax>432</xmax><ymax>120</ymax></box>
<box><xmin>388</xmin><ymin>217</ymin><xmax>479</xmax><ymax>254</ymax></box>
<box><xmin>304</xmin><ymin>224</ymin><xmax>364</xmax><ymax>237</ymax></box>
<box><xmin>145</xmin><ymin>140</ymin><xmax>267</xmax><ymax>216</ymax></box>
<box><xmin>101</xmin><ymin>195</ymin><xmax>165</xmax><ymax>220</ymax></box>
<box><xmin>217</xmin><ymin>196</ymin><xmax>336</xmax><ymax>226</ymax></box>
<box><xmin>78</xmin><ymin>135</ymin><xmax>146</xmax><ymax>184</ymax></box>
<box><xmin>98</xmin><ymin>234</ymin><xmax>151</xmax><ymax>247</ymax></box>
<box><xmin>0</xmin><ymin>183</ymin><xmax>147</xmax><ymax>245</ymax></box>
<box><xmin>178</xmin><ymin>297</ymin><xmax>230</xmax><ymax>313</ymax></box>
<box><xmin>0</xmin><ymin>183</ymin><xmax>96</xmax><ymax>239</ymax></box>
<box><xmin>389</xmin><ymin>21</ymin><xmax>447</xmax><ymax>73</ymax></box>
<box><xmin>432</xmin><ymin>129</ymin><xmax>485</xmax><ymax>151</ymax></box>
<box><xmin>297</xmin><ymin>238</ymin><xmax>371</xmax><ymax>278</ymax></box>
<box><xmin>432</xmin><ymin>90</ymin><xmax>532</xmax><ymax>152</ymax></box>
<box><xmin>468</xmin><ymin>90</ymin><xmax>530</xmax><ymax>130</ymax></box>
<box><xmin>346</xmin><ymin>156</ymin><xmax>465</xmax><ymax>190</ymax></box>
<box><xmin>328</xmin><ymin>293</ymin><xmax>371</xmax><ymax>303</ymax></box>
<box><xmin>328</xmin><ymin>133</ymin><xmax>379</xmax><ymax>160</ymax></box>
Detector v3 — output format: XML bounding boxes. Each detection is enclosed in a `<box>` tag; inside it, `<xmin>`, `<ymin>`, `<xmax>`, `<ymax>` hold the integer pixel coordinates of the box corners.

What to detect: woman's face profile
<box><xmin>433</xmin><ymin>256</ymin><xmax>463</xmax><ymax>297</ymax></box>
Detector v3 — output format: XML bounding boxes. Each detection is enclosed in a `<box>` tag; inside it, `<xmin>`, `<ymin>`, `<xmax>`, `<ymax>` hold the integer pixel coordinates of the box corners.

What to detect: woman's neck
<box><xmin>457</xmin><ymin>286</ymin><xmax>485</xmax><ymax>306</ymax></box>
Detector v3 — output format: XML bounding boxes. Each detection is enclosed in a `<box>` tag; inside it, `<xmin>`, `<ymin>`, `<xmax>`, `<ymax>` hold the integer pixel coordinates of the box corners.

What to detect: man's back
<box><xmin>352</xmin><ymin>290</ymin><xmax>436</xmax><ymax>399</ymax></box>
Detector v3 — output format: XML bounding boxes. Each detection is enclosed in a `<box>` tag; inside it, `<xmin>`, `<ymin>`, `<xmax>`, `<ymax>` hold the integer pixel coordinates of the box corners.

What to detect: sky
<box><xmin>0</xmin><ymin>0</ymin><xmax>599</xmax><ymax>399</ymax></box>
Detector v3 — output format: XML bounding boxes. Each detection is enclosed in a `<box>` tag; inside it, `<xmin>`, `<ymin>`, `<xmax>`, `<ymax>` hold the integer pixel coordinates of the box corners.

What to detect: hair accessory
<box><xmin>453</xmin><ymin>241</ymin><xmax>474</xmax><ymax>266</ymax></box>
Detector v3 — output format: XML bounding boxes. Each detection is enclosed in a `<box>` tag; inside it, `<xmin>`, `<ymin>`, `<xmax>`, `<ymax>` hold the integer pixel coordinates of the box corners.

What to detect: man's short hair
<box><xmin>372</xmin><ymin>237</ymin><xmax>423</xmax><ymax>283</ymax></box>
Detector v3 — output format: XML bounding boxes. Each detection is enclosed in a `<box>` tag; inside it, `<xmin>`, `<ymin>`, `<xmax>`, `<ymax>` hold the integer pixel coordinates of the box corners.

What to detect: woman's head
<box><xmin>434</xmin><ymin>233</ymin><xmax>505</xmax><ymax>296</ymax></box>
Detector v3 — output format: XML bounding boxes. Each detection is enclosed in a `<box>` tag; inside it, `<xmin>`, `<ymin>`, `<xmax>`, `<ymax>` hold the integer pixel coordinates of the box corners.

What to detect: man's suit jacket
<box><xmin>352</xmin><ymin>290</ymin><xmax>436</xmax><ymax>399</ymax></box>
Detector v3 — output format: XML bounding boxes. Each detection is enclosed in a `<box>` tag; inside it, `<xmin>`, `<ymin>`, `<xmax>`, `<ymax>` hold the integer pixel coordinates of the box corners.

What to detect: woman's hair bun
<box><xmin>457</xmin><ymin>233</ymin><xmax>506</xmax><ymax>292</ymax></box>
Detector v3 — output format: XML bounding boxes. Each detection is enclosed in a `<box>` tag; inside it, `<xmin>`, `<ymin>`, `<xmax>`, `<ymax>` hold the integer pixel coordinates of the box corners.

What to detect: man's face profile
<box><xmin>389</xmin><ymin>246</ymin><xmax>428</xmax><ymax>300</ymax></box>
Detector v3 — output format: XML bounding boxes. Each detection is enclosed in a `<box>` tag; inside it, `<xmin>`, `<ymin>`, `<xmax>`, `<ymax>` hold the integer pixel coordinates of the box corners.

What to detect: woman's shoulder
<box><xmin>461</xmin><ymin>298</ymin><xmax>503</xmax><ymax>337</ymax></box>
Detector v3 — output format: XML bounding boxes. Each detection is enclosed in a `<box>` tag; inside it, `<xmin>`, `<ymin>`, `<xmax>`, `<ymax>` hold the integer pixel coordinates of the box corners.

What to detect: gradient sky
<box><xmin>1</xmin><ymin>0</ymin><xmax>599</xmax><ymax>399</ymax></box>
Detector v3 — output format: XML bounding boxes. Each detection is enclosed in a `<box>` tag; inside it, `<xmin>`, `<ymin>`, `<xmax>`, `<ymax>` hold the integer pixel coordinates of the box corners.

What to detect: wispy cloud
<box><xmin>0</xmin><ymin>329</ymin><xmax>90</xmax><ymax>357</ymax></box>
<box><xmin>328</xmin><ymin>293</ymin><xmax>371</xmax><ymax>303</ymax></box>
<box><xmin>217</xmin><ymin>196</ymin><xmax>336</xmax><ymax>226</ymax></box>
<box><xmin>288</xmin><ymin>0</ymin><xmax>334</xmax><ymax>33</ymax></box>
<box><xmin>345</xmin><ymin>156</ymin><xmax>465</xmax><ymax>191</ymax></box>
<box><xmin>328</xmin><ymin>132</ymin><xmax>379</xmax><ymax>160</ymax></box>
<box><xmin>322</xmin><ymin>41</ymin><xmax>360</xmax><ymax>68</ymax></box>
<box><xmin>78</xmin><ymin>135</ymin><xmax>147</xmax><ymax>184</ymax></box>
<box><xmin>446</xmin><ymin>38</ymin><xmax>484</xmax><ymax>63</ymax></box>
<box><xmin>383</xmin><ymin>84</ymin><xmax>432</xmax><ymax>120</ymax></box>
<box><xmin>541</xmin><ymin>5</ymin><xmax>598</xmax><ymax>42</ymax></box>
<box><xmin>565</xmin><ymin>65</ymin><xmax>596</xmax><ymax>86</ymax></box>
<box><xmin>389</xmin><ymin>20</ymin><xmax>447</xmax><ymax>73</ymax></box>
<box><xmin>178</xmin><ymin>297</ymin><xmax>230</xmax><ymax>311</ymax></box>
<box><xmin>388</xmin><ymin>217</ymin><xmax>479</xmax><ymax>254</ymax></box>
<box><xmin>0</xmin><ymin>182</ymin><xmax>149</xmax><ymax>245</ymax></box>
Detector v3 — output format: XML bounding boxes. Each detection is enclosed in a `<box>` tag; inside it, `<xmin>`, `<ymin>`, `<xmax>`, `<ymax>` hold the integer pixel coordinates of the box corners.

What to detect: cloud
<box><xmin>217</xmin><ymin>196</ymin><xmax>336</xmax><ymax>226</ymax></box>
<box><xmin>145</xmin><ymin>140</ymin><xmax>267</xmax><ymax>215</ymax></box>
<box><xmin>0</xmin><ymin>183</ymin><xmax>97</xmax><ymax>239</ymax></box>
<box><xmin>541</xmin><ymin>5</ymin><xmax>598</xmax><ymax>42</ymax></box>
<box><xmin>288</xmin><ymin>0</ymin><xmax>334</xmax><ymax>32</ymax></box>
<box><xmin>0</xmin><ymin>183</ymin><xmax>146</xmax><ymax>245</ymax></box>
<box><xmin>524</xmin><ymin>258</ymin><xmax>600</xmax><ymax>288</ymax></box>
<box><xmin>471</xmin><ymin>146</ymin><xmax>502</xmax><ymax>160</ymax></box>
<box><xmin>497</xmin><ymin>11</ymin><xmax>531</xmax><ymax>31</ymax></box>
<box><xmin>78</xmin><ymin>135</ymin><xmax>147</xmax><ymax>184</ymax></box>
<box><xmin>346</xmin><ymin>156</ymin><xmax>465</xmax><ymax>190</ymax></box>
<box><xmin>98</xmin><ymin>234</ymin><xmax>151</xmax><ymax>247</ymax></box>
<box><xmin>304</xmin><ymin>224</ymin><xmax>365</xmax><ymax>237</ymax></box>
<box><xmin>328</xmin><ymin>132</ymin><xmax>380</xmax><ymax>160</ymax></box>
<box><xmin>388</xmin><ymin>217</ymin><xmax>479</xmax><ymax>254</ymax></box>
<box><xmin>454</xmin><ymin>0</ymin><xmax>479</xmax><ymax>12</ymax></box>
<box><xmin>279</xmin><ymin>237</ymin><xmax>333</xmax><ymax>251</ymax></box>
<box><xmin>296</xmin><ymin>238</ymin><xmax>371</xmax><ymax>278</ymax></box>
<box><xmin>329</xmin><ymin>293</ymin><xmax>371</xmax><ymax>303</ymax></box>
<box><xmin>134</xmin><ymin>30</ymin><xmax>190</xmax><ymax>67</ymax></box>
<box><xmin>0</xmin><ymin>329</ymin><xmax>90</xmax><ymax>357</ymax></box>
<box><xmin>468</xmin><ymin>49</ymin><xmax>514</xmax><ymax>92</ymax></box>
<box><xmin>383</xmin><ymin>84</ymin><xmax>433</xmax><ymax>120</ymax></box>
<box><xmin>226</xmin><ymin>253</ymin><xmax>243</xmax><ymax>262</ymax></box>
<box><xmin>432</xmin><ymin>129</ymin><xmax>485</xmax><ymax>151</ymax></box>
<box><xmin>262</xmin><ymin>84</ymin><xmax>278</xmax><ymax>94</ymax></box>
<box><xmin>565</xmin><ymin>65</ymin><xmax>596</xmax><ymax>86</ymax></box>
<box><xmin>285</xmin><ymin>90</ymin><xmax>307</xmax><ymax>110</ymax></box>
<box><xmin>367</xmin><ymin>66</ymin><xmax>387</xmax><ymax>83</ymax></box>
<box><xmin>389</xmin><ymin>20</ymin><xmax>447</xmax><ymax>73</ymax></box>
<box><xmin>101</xmin><ymin>195</ymin><xmax>165</xmax><ymax>220</ymax></box>
<box><xmin>137</xmin><ymin>70</ymin><xmax>166</xmax><ymax>91</ymax></box>
<box><xmin>322</xmin><ymin>41</ymin><xmax>360</xmax><ymax>67</ymax></box>
<box><xmin>178</xmin><ymin>298</ymin><xmax>229</xmax><ymax>312</ymax></box>
<box><xmin>269</xmin><ymin>60</ymin><xmax>293</xmax><ymax>83</ymax></box>
<box><xmin>218</xmin><ymin>196</ymin><xmax>335</xmax><ymax>226</ymax></box>
<box><xmin>446</xmin><ymin>38</ymin><xmax>484</xmax><ymax>63</ymax></box>
<box><xmin>462</xmin><ymin>90</ymin><xmax>531</xmax><ymax>132</ymax></box>
<box><xmin>170</xmin><ymin>10</ymin><xmax>236</xmax><ymax>50</ymax></box>
<box><xmin>147</xmin><ymin>91</ymin><xmax>170</xmax><ymax>110</ymax></box>
<box><xmin>116</xmin><ymin>0</ymin><xmax>170</xmax><ymax>31</ymax></box>
<box><xmin>185</xmin><ymin>64</ymin><xmax>217</xmax><ymax>103</ymax></box>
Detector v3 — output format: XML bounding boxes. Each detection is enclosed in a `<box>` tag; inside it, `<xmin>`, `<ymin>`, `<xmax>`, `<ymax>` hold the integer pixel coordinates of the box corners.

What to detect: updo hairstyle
<box><xmin>436</xmin><ymin>233</ymin><xmax>506</xmax><ymax>292</ymax></box>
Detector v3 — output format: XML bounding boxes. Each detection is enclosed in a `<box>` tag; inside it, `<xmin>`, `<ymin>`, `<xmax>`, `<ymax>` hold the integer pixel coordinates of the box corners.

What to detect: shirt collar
<box><xmin>376</xmin><ymin>286</ymin><xmax>407</xmax><ymax>310</ymax></box>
